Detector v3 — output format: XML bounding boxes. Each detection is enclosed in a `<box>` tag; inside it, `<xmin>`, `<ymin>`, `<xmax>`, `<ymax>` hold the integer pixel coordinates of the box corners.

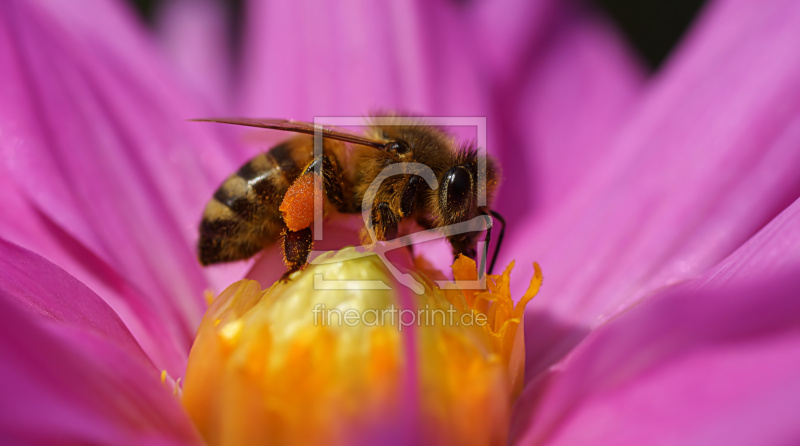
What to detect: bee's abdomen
<box><xmin>199</xmin><ymin>141</ymin><xmax>311</xmax><ymax>265</ymax></box>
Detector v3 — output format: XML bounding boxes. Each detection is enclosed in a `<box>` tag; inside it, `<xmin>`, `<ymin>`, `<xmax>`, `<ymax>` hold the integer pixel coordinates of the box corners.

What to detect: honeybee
<box><xmin>197</xmin><ymin>116</ymin><xmax>505</xmax><ymax>277</ymax></box>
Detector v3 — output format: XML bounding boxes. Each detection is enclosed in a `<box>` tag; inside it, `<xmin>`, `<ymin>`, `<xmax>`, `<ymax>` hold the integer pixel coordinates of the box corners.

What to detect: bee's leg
<box><xmin>448</xmin><ymin>231</ymin><xmax>485</xmax><ymax>283</ymax></box>
<box><xmin>281</xmin><ymin>226</ymin><xmax>313</xmax><ymax>280</ymax></box>
<box><xmin>302</xmin><ymin>153</ymin><xmax>346</xmax><ymax>212</ymax></box>
<box><xmin>447</xmin><ymin>232</ymin><xmax>480</xmax><ymax>266</ymax></box>
<box><xmin>321</xmin><ymin>154</ymin><xmax>344</xmax><ymax>211</ymax></box>
<box><xmin>448</xmin><ymin>211</ymin><xmax>504</xmax><ymax>277</ymax></box>
<box><xmin>370</xmin><ymin>202</ymin><xmax>399</xmax><ymax>241</ymax></box>
<box><xmin>400</xmin><ymin>175</ymin><xmax>424</xmax><ymax>217</ymax></box>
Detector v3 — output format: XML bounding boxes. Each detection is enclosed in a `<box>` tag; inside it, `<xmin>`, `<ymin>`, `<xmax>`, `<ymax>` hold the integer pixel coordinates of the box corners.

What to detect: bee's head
<box><xmin>438</xmin><ymin>148</ymin><xmax>499</xmax><ymax>226</ymax></box>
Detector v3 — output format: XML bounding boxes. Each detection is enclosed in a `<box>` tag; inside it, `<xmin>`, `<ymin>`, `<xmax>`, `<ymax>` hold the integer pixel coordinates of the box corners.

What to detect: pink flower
<box><xmin>1</xmin><ymin>0</ymin><xmax>799</xmax><ymax>444</ymax></box>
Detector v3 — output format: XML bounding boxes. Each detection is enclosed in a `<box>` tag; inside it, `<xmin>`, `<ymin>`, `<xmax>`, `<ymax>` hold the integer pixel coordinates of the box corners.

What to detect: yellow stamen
<box><xmin>447</xmin><ymin>256</ymin><xmax>543</xmax><ymax>396</ymax></box>
<box><xmin>204</xmin><ymin>289</ymin><xmax>215</xmax><ymax>306</ymax></box>
<box><xmin>182</xmin><ymin>248</ymin><xmax>542</xmax><ymax>445</ymax></box>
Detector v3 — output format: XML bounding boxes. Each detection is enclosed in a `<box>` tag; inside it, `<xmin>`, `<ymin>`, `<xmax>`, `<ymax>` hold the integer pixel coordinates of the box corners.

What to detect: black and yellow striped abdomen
<box><xmin>198</xmin><ymin>139</ymin><xmax>314</xmax><ymax>265</ymax></box>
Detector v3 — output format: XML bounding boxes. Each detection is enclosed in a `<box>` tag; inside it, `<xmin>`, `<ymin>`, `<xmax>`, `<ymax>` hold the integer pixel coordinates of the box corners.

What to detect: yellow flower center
<box><xmin>181</xmin><ymin>248</ymin><xmax>541</xmax><ymax>445</ymax></box>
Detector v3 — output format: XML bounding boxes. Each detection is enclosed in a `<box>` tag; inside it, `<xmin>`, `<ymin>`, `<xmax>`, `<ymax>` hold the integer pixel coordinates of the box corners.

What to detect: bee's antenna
<box><xmin>487</xmin><ymin>210</ymin><xmax>505</xmax><ymax>275</ymax></box>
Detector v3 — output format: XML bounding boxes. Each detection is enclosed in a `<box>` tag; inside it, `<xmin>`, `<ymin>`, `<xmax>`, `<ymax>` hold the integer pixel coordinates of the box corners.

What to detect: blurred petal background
<box><xmin>2</xmin><ymin>0</ymin><xmax>800</xmax><ymax>444</ymax></box>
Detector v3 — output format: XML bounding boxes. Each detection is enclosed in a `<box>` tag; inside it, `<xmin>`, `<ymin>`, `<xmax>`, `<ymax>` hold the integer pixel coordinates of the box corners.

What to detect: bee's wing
<box><xmin>193</xmin><ymin>117</ymin><xmax>387</xmax><ymax>150</ymax></box>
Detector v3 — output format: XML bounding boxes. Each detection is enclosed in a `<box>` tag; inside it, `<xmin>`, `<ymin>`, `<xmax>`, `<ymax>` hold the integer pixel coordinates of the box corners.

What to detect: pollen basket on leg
<box><xmin>280</xmin><ymin>173</ymin><xmax>317</xmax><ymax>232</ymax></box>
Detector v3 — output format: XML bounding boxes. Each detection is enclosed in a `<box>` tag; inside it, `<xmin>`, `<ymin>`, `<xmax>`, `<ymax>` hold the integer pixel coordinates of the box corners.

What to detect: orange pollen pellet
<box><xmin>280</xmin><ymin>173</ymin><xmax>317</xmax><ymax>231</ymax></box>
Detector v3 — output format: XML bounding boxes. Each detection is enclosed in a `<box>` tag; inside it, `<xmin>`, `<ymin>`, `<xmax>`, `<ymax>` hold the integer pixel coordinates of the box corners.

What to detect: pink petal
<box><xmin>511</xmin><ymin>256</ymin><xmax>800</xmax><ymax>444</ymax></box>
<box><xmin>237</xmin><ymin>0</ymin><xmax>642</xmax><ymax>164</ymax></box>
<box><xmin>238</xmin><ymin>0</ymin><xmax>643</xmax><ymax>146</ymax></box>
<box><xmin>494</xmin><ymin>9</ymin><xmax>644</xmax><ymax>222</ymax></box>
<box><xmin>698</xmin><ymin>196</ymin><xmax>800</xmax><ymax>286</ymax></box>
<box><xmin>0</xmin><ymin>238</ymin><xmax>145</xmax><ymax>361</ymax></box>
<box><xmin>0</xmin><ymin>0</ymin><xmax>249</xmax><ymax>370</ymax></box>
<box><xmin>0</xmin><ymin>239</ymin><xmax>201</xmax><ymax>444</ymax></box>
<box><xmin>239</xmin><ymin>0</ymin><xmax>485</xmax><ymax>118</ymax></box>
<box><xmin>513</xmin><ymin>0</ymin><xmax>800</xmax><ymax>377</ymax></box>
<box><xmin>461</xmin><ymin>0</ymin><xmax>558</xmax><ymax>83</ymax></box>
<box><xmin>154</xmin><ymin>0</ymin><xmax>233</xmax><ymax>113</ymax></box>
<box><xmin>0</xmin><ymin>162</ymin><xmax>189</xmax><ymax>376</ymax></box>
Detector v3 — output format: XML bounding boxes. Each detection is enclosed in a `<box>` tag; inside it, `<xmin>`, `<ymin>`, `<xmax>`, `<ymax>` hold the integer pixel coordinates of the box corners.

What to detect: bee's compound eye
<box><xmin>385</xmin><ymin>140</ymin><xmax>411</xmax><ymax>155</ymax></box>
<box><xmin>441</xmin><ymin>165</ymin><xmax>473</xmax><ymax>217</ymax></box>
